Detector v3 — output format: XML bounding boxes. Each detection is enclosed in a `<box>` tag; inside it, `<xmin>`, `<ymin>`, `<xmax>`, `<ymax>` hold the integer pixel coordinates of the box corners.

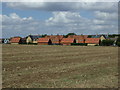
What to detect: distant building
<box><xmin>83</xmin><ymin>35</ymin><xmax>88</xmax><ymax>39</ymax></box>
<box><xmin>68</xmin><ymin>35</ymin><xmax>86</xmax><ymax>43</ymax></box>
<box><xmin>19</xmin><ymin>38</ymin><xmax>27</xmax><ymax>44</ymax></box>
<box><xmin>91</xmin><ymin>35</ymin><xmax>106</xmax><ymax>41</ymax></box>
<box><xmin>38</xmin><ymin>38</ymin><xmax>52</xmax><ymax>45</ymax></box>
<box><xmin>100</xmin><ymin>35</ymin><xmax>106</xmax><ymax>41</ymax></box>
<box><xmin>26</xmin><ymin>35</ymin><xmax>42</xmax><ymax>44</ymax></box>
<box><xmin>61</xmin><ymin>38</ymin><xmax>76</xmax><ymax>45</ymax></box>
<box><xmin>3</xmin><ymin>38</ymin><xmax>10</xmax><ymax>44</ymax></box>
<box><xmin>45</xmin><ymin>35</ymin><xmax>63</xmax><ymax>45</ymax></box>
<box><xmin>10</xmin><ymin>37</ymin><xmax>21</xmax><ymax>44</ymax></box>
<box><xmin>85</xmin><ymin>38</ymin><xmax>100</xmax><ymax>46</ymax></box>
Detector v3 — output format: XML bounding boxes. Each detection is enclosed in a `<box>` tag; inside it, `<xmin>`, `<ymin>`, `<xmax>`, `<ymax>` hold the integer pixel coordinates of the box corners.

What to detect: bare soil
<box><xmin>2</xmin><ymin>44</ymin><xmax>119</xmax><ymax>88</ymax></box>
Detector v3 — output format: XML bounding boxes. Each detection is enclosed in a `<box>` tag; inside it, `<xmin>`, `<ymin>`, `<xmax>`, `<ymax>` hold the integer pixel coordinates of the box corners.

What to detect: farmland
<box><xmin>2</xmin><ymin>44</ymin><xmax>119</xmax><ymax>88</ymax></box>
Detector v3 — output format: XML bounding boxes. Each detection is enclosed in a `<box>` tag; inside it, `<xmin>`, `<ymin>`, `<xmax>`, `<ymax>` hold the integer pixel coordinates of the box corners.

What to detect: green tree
<box><xmin>64</xmin><ymin>33</ymin><xmax>76</xmax><ymax>38</ymax></box>
<box><xmin>42</xmin><ymin>34</ymin><xmax>47</xmax><ymax>37</ymax></box>
<box><xmin>116</xmin><ymin>36</ymin><xmax>120</xmax><ymax>47</ymax></box>
<box><xmin>101</xmin><ymin>39</ymin><xmax>114</xmax><ymax>46</ymax></box>
<box><xmin>88</xmin><ymin>35</ymin><xmax>92</xmax><ymax>38</ymax></box>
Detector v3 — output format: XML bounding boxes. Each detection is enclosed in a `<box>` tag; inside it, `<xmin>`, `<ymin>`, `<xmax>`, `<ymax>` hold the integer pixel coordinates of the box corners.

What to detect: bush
<box><xmin>116</xmin><ymin>36</ymin><xmax>120</xmax><ymax>46</ymax></box>
<box><xmin>42</xmin><ymin>34</ymin><xmax>47</xmax><ymax>37</ymax></box>
<box><xmin>101</xmin><ymin>40</ymin><xmax>114</xmax><ymax>46</ymax></box>
<box><xmin>116</xmin><ymin>42</ymin><xmax>120</xmax><ymax>47</ymax></box>
<box><xmin>64</xmin><ymin>33</ymin><xmax>76</xmax><ymax>38</ymax></box>
<box><xmin>27</xmin><ymin>43</ymin><xmax>37</xmax><ymax>45</ymax></box>
<box><xmin>95</xmin><ymin>44</ymin><xmax>99</xmax><ymax>46</ymax></box>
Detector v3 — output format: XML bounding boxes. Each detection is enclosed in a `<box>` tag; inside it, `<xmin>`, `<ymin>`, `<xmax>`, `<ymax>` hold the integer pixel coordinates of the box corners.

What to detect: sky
<box><xmin>1</xmin><ymin>1</ymin><xmax>119</xmax><ymax>38</ymax></box>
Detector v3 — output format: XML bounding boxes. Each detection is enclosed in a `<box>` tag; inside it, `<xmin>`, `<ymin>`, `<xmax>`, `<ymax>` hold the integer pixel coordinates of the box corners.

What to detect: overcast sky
<box><xmin>1</xmin><ymin>1</ymin><xmax>119</xmax><ymax>38</ymax></box>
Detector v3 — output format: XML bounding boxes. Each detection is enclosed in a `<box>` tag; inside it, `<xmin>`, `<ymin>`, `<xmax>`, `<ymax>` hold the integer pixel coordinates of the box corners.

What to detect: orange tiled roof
<box><xmin>10</xmin><ymin>37</ymin><xmax>21</xmax><ymax>43</ymax></box>
<box><xmin>67</xmin><ymin>35</ymin><xmax>76</xmax><ymax>38</ymax></box>
<box><xmin>45</xmin><ymin>35</ymin><xmax>63</xmax><ymax>43</ymax></box>
<box><xmin>83</xmin><ymin>35</ymin><xmax>88</xmax><ymax>39</ymax></box>
<box><xmin>51</xmin><ymin>38</ymin><xmax>60</xmax><ymax>44</ymax></box>
<box><xmin>68</xmin><ymin>35</ymin><xmax>87</xmax><ymax>39</ymax></box>
<box><xmin>45</xmin><ymin>35</ymin><xmax>51</xmax><ymax>38</ymax></box>
<box><xmin>45</xmin><ymin>35</ymin><xmax>63</xmax><ymax>39</ymax></box>
<box><xmin>38</xmin><ymin>38</ymin><xmax>50</xmax><ymax>43</ymax></box>
<box><xmin>61</xmin><ymin>38</ymin><xmax>75</xmax><ymax>43</ymax></box>
<box><xmin>85</xmin><ymin>38</ymin><xmax>100</xmax><ymax>44</ymax></box>
<box><xmin>68</xmin><ymin>35</ymin><xmax>86</xmax><ymax>43</ymax></box>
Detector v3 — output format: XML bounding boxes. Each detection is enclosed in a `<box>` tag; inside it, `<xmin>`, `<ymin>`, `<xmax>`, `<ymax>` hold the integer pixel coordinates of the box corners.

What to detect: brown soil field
<box><xmin>2</xmin><ymin>44</ymin><xmax>119</xmax><ymax>88</ymax></box>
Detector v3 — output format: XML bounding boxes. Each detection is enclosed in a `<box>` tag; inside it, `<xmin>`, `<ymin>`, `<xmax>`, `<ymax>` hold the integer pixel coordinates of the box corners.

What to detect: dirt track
<box><xmin>2</xmin><ymin>45</ymin><xmax>119</xmax><ymax>88</ymax></box>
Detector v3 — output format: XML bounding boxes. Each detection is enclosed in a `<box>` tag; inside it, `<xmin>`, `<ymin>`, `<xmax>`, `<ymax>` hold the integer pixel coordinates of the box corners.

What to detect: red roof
<box><xmin>85</xmin><ymin>38</ymin><xmax>100</xmax><ymax>44</ymax></box>
<box><xmin>45</xmin><ymin>35</ymin><xmax>63</xmax><ymax>39</ymax></box>
<box><xmin>83</xmin><ymin>35</ymin><xmax>88</xmax><ymax>39</ymax></box>
<box><xmin>51</xmin><ymin>38</ymin><xmax>60</xmax><ymax>44</ymax></box>
<box><xmin>68</xmin><ymin>35</ymin><xmax>85</xmax><ymax>43</ymax></box>
<box><xmin>45</xmin><ymin>35</ymin><xmax>63</xmax><ymax>43</ymax></box>
<box><xmin>45</xmin><ymin>35</ymin><xmax>51</xmax><ymax>38</ymax></box>
<box><xmin>38</xmin><ymin>38</ymin><xmax>50</xmax><ymax>43</ymax></box>
<box><xmin>10</xmin><ymin>37</ymin><xmax>21</xmax><ymax>43</ymax></box>
<box><xmin>68</xmin><ymin>35</ymin><xmax>88</xmax><ymax>39</ymax></box>
<box><xmin>68</xmin><ymin>35</ymin><xmax>76</xmax><ymax>38</ymax></box>
<box><xmin>61</xmin><ymin>38</ymin><xmax>75</xmax><ymax>43</ymax></box>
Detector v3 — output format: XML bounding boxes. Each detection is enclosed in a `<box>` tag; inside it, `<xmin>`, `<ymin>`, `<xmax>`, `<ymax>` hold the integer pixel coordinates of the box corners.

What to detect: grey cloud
<box><xmin>6</xmin><ymin>2</ymin><xmax>118</xmax><ymax>12</ymax></box>
<box><xmin>2</xmin><ymin>10</ymin><xmax>118</xmax><ymax>38</ymax></box>
<box><xmin>45</xmin><ymin>11</ymin><xmax>118</xmax><ymax>34</ymax></box>
<box><xmin>2</xmin><ymin>13</ymin><xmax>46</xmax><ymax>38</ymax></box>
<box><xmin>94</xmin><ymin>11</ymin><xmax>118</xmax><ymax>21</ymax></box>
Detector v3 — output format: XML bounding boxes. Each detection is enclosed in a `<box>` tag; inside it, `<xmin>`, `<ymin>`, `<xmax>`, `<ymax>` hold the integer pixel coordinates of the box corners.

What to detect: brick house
<box><xmin>10</xmin><ymin>37</ymin><xmax>21</xmax><ymax>44</ymax></box>
<box><xmin>91</xmin><ymin>35</ymin><xmax>106</xmax><ymax>41</ymax></box>
<box><xmin>45</xmin><ymin>35</ymin><xmax>63</xmax><ymax>45</ymax></box>
<box><xmin>38</xmin><ymin>38</ymin><xmax>52</xmax><ymax>45</ymax></box>
<box><xmin>85</xmin><ymin>38</ymin><xmax>100</xmax><ymax>46</ymax></box>
<box><xmin>61</xmin><ymin>38</ymin><xmax>76</xmax><ymax>45</ymax></box>
<box><xmin>26</xmin><ymin>35</ymin><xmax>42</xmax><ymax>44</ymax></box>
<box><xmin>68</xmin><ymin>35</ymin><xmax>88</xmax><ymax>43</ymax></box>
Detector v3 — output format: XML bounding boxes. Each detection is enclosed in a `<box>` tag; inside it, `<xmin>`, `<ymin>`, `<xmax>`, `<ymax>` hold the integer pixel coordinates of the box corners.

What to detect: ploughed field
<box><xmin>2</xmin><ymin>44</ymin><xmax>118</xmax><ymax>88</ymax></box>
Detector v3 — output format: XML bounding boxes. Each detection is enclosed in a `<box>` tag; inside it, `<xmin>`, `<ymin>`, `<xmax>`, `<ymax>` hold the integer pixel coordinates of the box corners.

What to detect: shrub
<box><xmin>101</xmin><ymin>40</ymin><xmax>114</xmax><ymax>46</ymax></box>
<box><xmin>95</xmin><ymin>44</ymin><xmax>99</xmax><ymax>46</ymax></box>
<box><xmin>64</xmin><ymin>33</ymin><xmax>76</xmax><ymax>38</ymax></box>
<box><xmin>27</xmin><ymin>43</ymin><xmax>37</xmax><ymax>45</ymax></box>
<box><xmin>42</xmin><ymin>34</ymin><xmax>47</xmax><ymax>37</ymax></box>
<box><xmin>116</xmin><ymin>42</ymin><xmax>120</xmax><ymax>47</ymax></box>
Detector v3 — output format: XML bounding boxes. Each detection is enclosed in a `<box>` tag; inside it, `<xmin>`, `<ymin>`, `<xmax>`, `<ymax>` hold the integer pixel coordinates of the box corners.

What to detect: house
<box><xmin>45</xmin><ymin>35</ymin><xmax>63</xmax><ymax>45</ymax></box>
<box><xmin>50</xmin><ymin>35</ymin><xmax>63</xmax><ymax>45</ymax></box>
<box><xmin>83</xmin><ymin>35</ymin><xmax>88</xmax><ymax>39</ymax></box>
<box><xmin>38</xmin><ymin>38</ymin><xmax>52</xmax><ymax>45</ymax></box>
<box><xmin>10</xmin><ymin>37</ymin><xmax>21</xmax><ymax>44</ymax></box>
<box><xmin>68</xmin><ymin>35</ymin><xmax>87</xmax><ymax>43</ymax></box>
<box><xmin>100</xmin><ymin>35</ymin><xmax>106</xmax><ymax>41</ymax></box>
<box><xmin>67</xmin><ymin>35</ymin><xmax>76</xmax><ymax>38</ymax></box>
<box><xmin>61</xmin><ymin>38</ymin><xmax>76</xmax><ymax>45</ymax></box>
<box><xmin>3</xmin><ymin>38</ymin><xmax>10</xmax><ymax>44</ymax></box>
<box><xmin>19</xmin><ymin>38</ymin><xmax>26</xmax><ymax>44</ymax></box>
<box><xmin>91</xmin><ymin>35</ymin><xmax>106</xmax><ymax>41</ymax></box>
<box><xmin>85</xmin><ymin>38</ymin><xmax>100</xmax><ymax>46</ymax></box>
<box><xmin>26</xmin><ymin>35</ymin><xmax>42</xmax><ymax>44</ymax></box>
<box><xmin>51</xmin><ymin>37</ymin><xmax>61</xmax><ymax>45</ymax></box>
